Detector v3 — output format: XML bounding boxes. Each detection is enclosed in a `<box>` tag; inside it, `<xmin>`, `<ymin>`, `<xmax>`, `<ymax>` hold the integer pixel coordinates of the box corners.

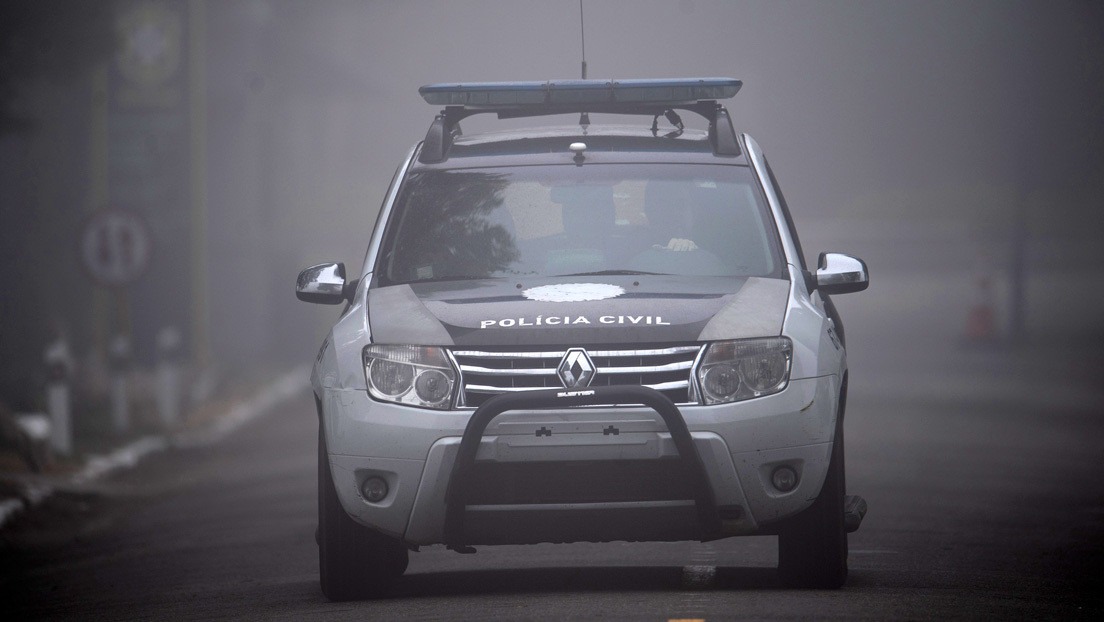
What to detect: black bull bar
<box><xmin>444</xmin><ymin>385</ymin><xmax>723</xmax><ymax>552</ymax></box>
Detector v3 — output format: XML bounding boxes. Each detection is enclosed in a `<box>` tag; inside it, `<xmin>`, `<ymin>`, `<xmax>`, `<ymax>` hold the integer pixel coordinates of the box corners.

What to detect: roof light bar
<box><xmin>419</xmin><ymin>78</ymin><xmax>742</xmax><ymax>107</ymax></box>
<box><xmin>416</xmin><ymin>78</ymin><xmax>745</xmax><ymax>163</ymax></box>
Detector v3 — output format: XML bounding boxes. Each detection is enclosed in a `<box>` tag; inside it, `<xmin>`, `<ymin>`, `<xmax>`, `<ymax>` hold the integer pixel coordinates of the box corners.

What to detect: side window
<box><xmin>764</xmin><ymin>160</ymin><xmax>808</xmax><ymax>271</ymax></box>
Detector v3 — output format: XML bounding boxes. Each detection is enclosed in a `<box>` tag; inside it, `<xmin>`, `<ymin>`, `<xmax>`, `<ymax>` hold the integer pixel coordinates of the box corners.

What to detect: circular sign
<box><xmin>79</xmin><ymin>209</ymin><xmax>152</xmax><ymax>288</ymax></box>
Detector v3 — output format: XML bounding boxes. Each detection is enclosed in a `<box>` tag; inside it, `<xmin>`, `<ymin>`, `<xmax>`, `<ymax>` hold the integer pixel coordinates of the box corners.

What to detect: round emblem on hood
<box><xmin>522</xmin><ymin>283</ymin><xmax>625</xmax><ymax>303</ymax></box>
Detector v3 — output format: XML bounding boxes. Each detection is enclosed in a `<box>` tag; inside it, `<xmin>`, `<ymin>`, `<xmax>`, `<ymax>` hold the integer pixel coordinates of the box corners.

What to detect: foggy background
<box><xmin>2</xmin><ymin>0</ymin><xmax>1103</xmax><ymax>424</ymax></box>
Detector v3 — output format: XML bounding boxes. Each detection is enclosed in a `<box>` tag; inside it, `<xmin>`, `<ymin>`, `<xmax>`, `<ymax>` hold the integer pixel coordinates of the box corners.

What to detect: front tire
<box><xmin>777</xmin><ymin>406</ymin><xmax>848</xmax><ymax>588</ymax></box>
<box><xmin>318</xmin><ymin>429</ymin><xmax>408</xmax><ymax>601</ymax></box>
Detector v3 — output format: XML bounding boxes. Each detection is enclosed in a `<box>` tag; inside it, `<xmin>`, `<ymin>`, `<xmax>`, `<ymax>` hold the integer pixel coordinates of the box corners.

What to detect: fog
<box><xmin>5</xmin><ymin>5</ymin><xmax>1104</xmax><ymax>613</ymax></box>
<box><xmin>2</xmin><ymin>0</ymin><xmax>1103</xmax><ymax>416</ymax></box>
<box><xmin>240</xmin><ymin>0</ymin><xmax>1104</xmax><ymax>369</ymax></box>
<box><xmin>258</xmin><ymin>0</ymin><xmax>1103</xmax><ymax>239</ymax></box>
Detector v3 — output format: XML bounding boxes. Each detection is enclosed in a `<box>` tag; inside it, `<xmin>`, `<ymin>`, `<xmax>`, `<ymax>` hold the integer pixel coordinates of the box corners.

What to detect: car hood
<box><xmin>366</xmin><ymin>275</ymin><xmax>791</xmax><ymax>347</ymax></box>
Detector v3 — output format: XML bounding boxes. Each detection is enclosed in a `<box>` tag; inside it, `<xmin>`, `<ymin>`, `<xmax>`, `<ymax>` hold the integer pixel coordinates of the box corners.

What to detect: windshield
<box><xmin>376</xmin><ymin>164</ymin><xmax>784</xmax><ymax>285</ymax></box>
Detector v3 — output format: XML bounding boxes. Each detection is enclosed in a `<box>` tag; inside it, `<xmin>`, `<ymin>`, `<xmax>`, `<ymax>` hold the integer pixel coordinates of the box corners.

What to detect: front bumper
<box><xmin>321</xmin><ymin>374</ymin><xmax>839</xmax><ymax>545</ymax></box>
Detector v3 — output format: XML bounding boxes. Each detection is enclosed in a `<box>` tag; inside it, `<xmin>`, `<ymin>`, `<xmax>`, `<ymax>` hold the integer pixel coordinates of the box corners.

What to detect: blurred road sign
<box><xmin>80</xmin><ymin>209</ymin><xmax>152</xmax><ymax>288</ymax></box>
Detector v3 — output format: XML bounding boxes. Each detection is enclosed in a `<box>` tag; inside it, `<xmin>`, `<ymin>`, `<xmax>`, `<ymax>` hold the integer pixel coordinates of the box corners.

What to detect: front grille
<box><xmin>451</xmin><ymin>345</ymin><xmax>702</xmax><ymax>408</ymax></box>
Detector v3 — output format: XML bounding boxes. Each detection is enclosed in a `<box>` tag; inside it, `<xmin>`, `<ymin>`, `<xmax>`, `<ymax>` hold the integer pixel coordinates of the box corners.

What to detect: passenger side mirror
<box><xmin>815</xmin><ymin>253</ymin><xmax>869</xmax><ymax>295</ymax></box>
<box><xmin>296</xmin><ymin>262</ymin><xmax>348</xmax><ymax>304</ymax></box>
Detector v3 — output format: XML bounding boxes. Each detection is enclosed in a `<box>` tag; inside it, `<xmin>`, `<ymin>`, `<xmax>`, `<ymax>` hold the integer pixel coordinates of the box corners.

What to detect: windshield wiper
<box><xmin>556</xmin><ymin>269</ymin><xmax>670</xmax><ymax>277</ymax></box>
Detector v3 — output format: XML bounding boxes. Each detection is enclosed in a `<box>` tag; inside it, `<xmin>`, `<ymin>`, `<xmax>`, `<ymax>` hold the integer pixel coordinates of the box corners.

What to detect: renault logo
<box><xmin>557</xmin><ymin>348</ymin><xmax>596</xmax><ymax>389</ymax></box>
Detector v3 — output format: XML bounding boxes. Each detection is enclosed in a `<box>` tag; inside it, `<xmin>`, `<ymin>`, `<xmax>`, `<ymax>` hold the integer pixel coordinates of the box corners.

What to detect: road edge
<box><xmin>0</xmin><ymin>364</ymin><xmax>311</xmax><ymax>530</ymax></box>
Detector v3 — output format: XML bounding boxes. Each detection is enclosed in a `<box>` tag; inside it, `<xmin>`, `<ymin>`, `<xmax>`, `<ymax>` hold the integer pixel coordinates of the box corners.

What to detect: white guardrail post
<box><xmin>108</xmin><ymin>334</ymin><xmax>131</xmax><ymax>434</ymax></box>
<box><xmin>156</xmin><ymin>327</ymin><xmax>183</xmax><ymax>429</ymax></box>
<box><xmin>44</xmin><ymin>335</ymin><xmax>73</xmax><ymax>455</ymax></box>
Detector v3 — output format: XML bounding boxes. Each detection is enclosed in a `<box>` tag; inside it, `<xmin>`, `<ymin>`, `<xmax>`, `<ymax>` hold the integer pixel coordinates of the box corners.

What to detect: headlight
<box><xmin>697</xmin><ymin>337</ymin><xmax>792</xmax><ymax>404</ymax></box>
<box><xmin>364</xmin><ymin>345</ymin><xmax>457</xmax><ymax>409</ymax></box>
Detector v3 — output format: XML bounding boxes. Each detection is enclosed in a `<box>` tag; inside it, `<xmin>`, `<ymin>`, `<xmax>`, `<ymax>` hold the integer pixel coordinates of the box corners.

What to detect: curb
<box><xmin>0</xmin><ymin>364</ymin><xmax>311</xmax><ymax>531</ymax></box>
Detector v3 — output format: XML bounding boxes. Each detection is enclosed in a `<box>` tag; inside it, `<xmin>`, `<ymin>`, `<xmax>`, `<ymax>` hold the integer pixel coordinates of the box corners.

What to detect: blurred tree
<box><xmin>0</xmin><ymin>1</ymin><xmax>113</xmax><ymax>411</ymax></box>
<box><xmin>0</xmin><ymin>0</ymin><xmax>113</xmax><ymax>134</ymax></box>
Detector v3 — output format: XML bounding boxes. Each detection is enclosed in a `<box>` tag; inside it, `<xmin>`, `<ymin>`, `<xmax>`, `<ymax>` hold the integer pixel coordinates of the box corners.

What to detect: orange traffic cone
<box><xmin>964</xmin><ymin>274</ymin><xmax>998</xmax><ymax>343</ymax></box>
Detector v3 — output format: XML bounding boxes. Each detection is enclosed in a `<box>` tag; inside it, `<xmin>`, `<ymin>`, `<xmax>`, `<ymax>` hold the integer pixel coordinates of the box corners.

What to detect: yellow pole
<box><xmin>189</xmin><ymin>0</ymin><xmax>209</xmax><ymax>369</ymax></box>
<box><xmin>89</xmin><ymin>63</ymin><xmax>110</xmax><ymax>360</ymax></box>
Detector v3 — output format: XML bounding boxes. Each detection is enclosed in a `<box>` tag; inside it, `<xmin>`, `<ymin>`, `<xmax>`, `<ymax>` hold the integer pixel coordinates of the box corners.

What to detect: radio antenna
<box><xmin>578</xmin><ymin>0</ymin><xmax>590</xmax><ymax>129</ymax></box>
<box><xmin>579</xmin><ymin>0</ymin><xmax>587</xmax><ymax>79</ymax></box>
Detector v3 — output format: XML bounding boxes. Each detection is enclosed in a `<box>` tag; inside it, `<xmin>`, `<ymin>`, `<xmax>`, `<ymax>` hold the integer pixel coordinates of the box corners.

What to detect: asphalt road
<box><xmin>3</xmin><ymin>362</ymin><xmax>1103</xmax><ymax>621</ymax></box>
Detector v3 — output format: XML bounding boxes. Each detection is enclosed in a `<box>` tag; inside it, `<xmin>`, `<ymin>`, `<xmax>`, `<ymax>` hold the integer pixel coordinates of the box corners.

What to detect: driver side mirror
<box><xmin>815</xmin><ymin>252</ymin><xmax>869</xmax><ymax>295</ymax></box>
<box><xmin>296</xmin><ymin>262</ymin><xmax>348</xmax><ymax>304</ymax></box>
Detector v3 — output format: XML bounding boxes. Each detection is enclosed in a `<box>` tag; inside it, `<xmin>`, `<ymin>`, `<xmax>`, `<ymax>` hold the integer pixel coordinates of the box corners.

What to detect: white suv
<box><xmin>297</xmin><ymin>78</ymin><xmax>869</xmax><ymax>600</ymax></box>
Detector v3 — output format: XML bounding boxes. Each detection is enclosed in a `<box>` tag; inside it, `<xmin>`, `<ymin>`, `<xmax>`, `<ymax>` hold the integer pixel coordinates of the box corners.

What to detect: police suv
<box><xmin>297</xmin><ymin>78</ymin><xmax>870</xmax><ymax>600</ymax></box>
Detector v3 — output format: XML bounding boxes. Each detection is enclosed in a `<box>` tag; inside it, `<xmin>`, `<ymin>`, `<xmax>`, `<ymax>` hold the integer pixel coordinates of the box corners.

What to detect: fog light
<box><xmin>771</xmin><ymin>466</ymin><xmax>798</xmax><ymax>492</ymax></box>
<box><xmin>361</xmin><ymin>476</ymin><xmax>389</xmax><ymax>502</ymax></box>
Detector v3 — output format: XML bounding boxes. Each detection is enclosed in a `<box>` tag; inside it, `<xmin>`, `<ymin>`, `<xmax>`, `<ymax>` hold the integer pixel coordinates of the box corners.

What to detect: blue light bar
<box><xmin>419</xmin><ymin>78</ymin><xmax>741</xmax><ymax>107</ymax></box>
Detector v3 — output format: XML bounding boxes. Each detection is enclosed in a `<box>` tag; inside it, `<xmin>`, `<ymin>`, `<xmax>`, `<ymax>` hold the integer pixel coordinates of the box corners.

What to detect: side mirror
<box><xmin>815</xmin><ymin>252</ymin><xmax>869</xmax><ymax>295</ymax></box>
<box><xmin>296</xmin><ymin>262</ymin><xmax>347</xmax><ymax>304</ymax></box>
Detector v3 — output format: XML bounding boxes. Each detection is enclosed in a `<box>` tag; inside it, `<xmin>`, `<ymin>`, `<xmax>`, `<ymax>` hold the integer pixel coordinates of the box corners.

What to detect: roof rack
<box><xmin>416</xmin><ymin>78</ymin><xmax>743</xmax><ymax>163</ymax></box>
